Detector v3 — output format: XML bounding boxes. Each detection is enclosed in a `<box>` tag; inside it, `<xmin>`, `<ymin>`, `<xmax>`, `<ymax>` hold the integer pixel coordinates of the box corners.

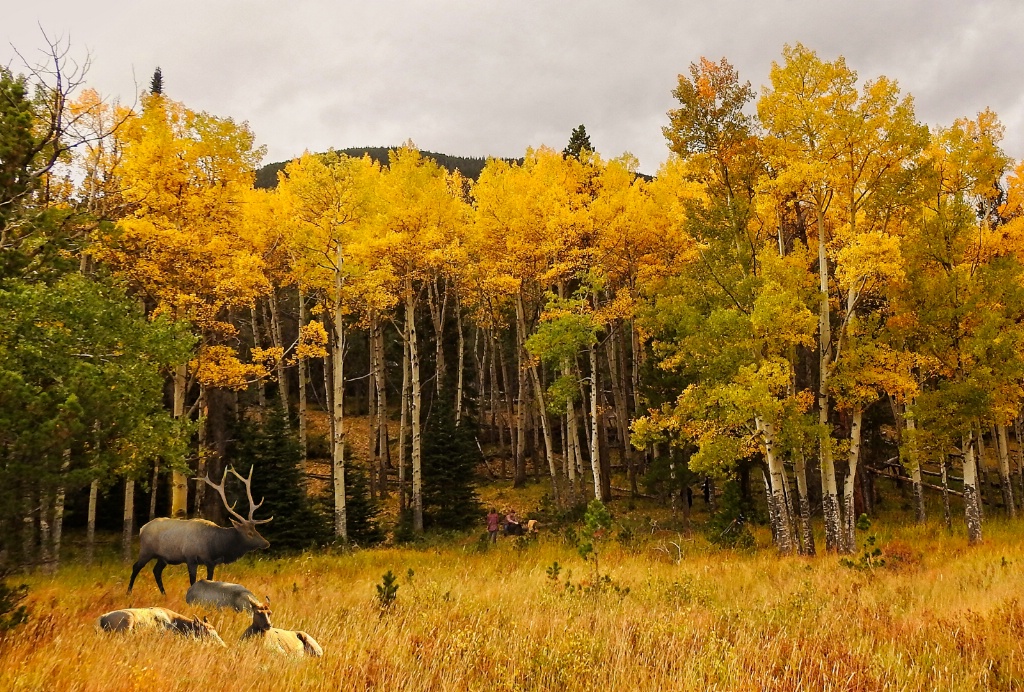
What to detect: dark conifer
<box><xmin>421</xmin><ymin>395</ymin><xmax>483</xmax><ymax>530</ymax></box>
<box><xmin>563</xmin><ymin>124</ymin><xmax>593</xmax><ymax>160</ymax></box>
<box><xmin>150</xmin><ymin>67</ymin><xmax>163</xmax><ymax>96</ymax></box>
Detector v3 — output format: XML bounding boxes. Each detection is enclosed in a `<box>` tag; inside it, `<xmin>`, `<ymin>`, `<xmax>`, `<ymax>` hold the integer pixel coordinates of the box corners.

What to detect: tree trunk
<box><xmin>298</xmin><ymin>288</ymin><xmax>309</xmax><ymax>469</ymax></box>
<box><xmin>906</xmin><ymin>409</ymin><xmax>926</xmax><ymax>523</ymax></box>
<box><xmin>794</xmin><ymin>451</ymin><xmax>815</xmax><ymax>555</ymax></box>
<box><xmin>332</xmin><ymin>258</ymin><xmax>348</xmax><ymax>540</ymax></box>
<box><xmin>407</xmin><ymin>282</ymin><xmax>424</xmax><ymax>533</ymax></box>
<box><xmin>498</xmin><ymin>339</ymin><xmax>517</xmax><ymax>477</ymax></box>
<box><xmin>368</xmin><ymin>311</ymin><xmax>379</xmax><ymax>500</ymax></box>
<box><xmin>148</xmin><ymin>460</ymin><xmax>159</xmax><ymax>521</ymax></box>
<box><xmin>427</xmin><ymin>277</ymin><xmax>447</xmax><ymax>393</ymax></box>
<box><xmin>194</xmin><ymin>385</ymin><xmax>208</xmax><ymax>516</ymax></box>
<box><xmin>122</xmin><ymin>479</ymin><xmax>135</xmax><ymax>562</ymax></box>
<box><xmin>816</xmin><ymin>204</ymin><xmax>841</xmax><ymax>552</ymax></box>
<box><xmin>589</xmin><ymin>341</ymin><xmax>607</xmax><ymax>501</ymax></box>
<box><xmin>38</xmin><ymin>490</ymin><xmax>51</xmax><ymax>569</ymax></box>
<box><xmin>399</xmin><ymin>314</ymin><xmax>411</xmax><ymax>512</ymax></box>
<box><xmin>251</xmin><ymin>306</ymin><xmax>266</xmax><ymax>411</ymax></box>
<box><xmin>51</xmin><ymin>447</ymin><xmax>71</xmax><ymax>570</ymax></box>
<box><xmin>514</xmin><ymin>307</ymin><xmax>528</xmax><ymax>487</ymax></box>
<box><xmin>842</xmin><ymin>407</ymin><xmax>863</xmax><ymax>554</ymax></box>
<box><xmin>963</xmin><ymin>434</ymin><xmax>983</xmax><ymax>545</ymax></box>
<box><xmin>606</xmin><ymin>324</ymin><xmax>635</xmax><ymax>497</ymax></box>
<box><xmin>1015</xmin><ymin>415</ymin><xmax>1024</xmax><ymax>508</ymax></box>
<box><xmin>171</xmin><ymin>362</ymin><xmax>188</xmax><ymax>518</ymax></box>
<box><xmin>996</xmin><ymin>423</ymin><xmax>1016</xmax><ymax>518</ymax></box>
<box><xmin>941</xmin><ymin>454</ymin><xmax>952</xmax><ymax>531</ymax></box>
<box><xmin>268</xmin><ymin>288</ymin><xmax>289</xmax><ymax>415</ymax></box>
<box><xmin>757</xmin><ymin>417</ymin><xmax>794</xmax><ymax>554</ymax></box>
<box><xmin>86</xmin><ymin>479</ymin><xmax>98</xmax><ymax>564</ymax></box>
<box><xmin>455</xmin><ymin>290</ymin><xmax>465</xmax><ymax>424</ymax></box>
<box><xmin>975</xmin><ymin>424</ymin><xmax>988</xmax><ymax>518</ymax></box>
<box><xmin>375</xmin><ymin>313</ymin><xmax>389</xmax><ymax>498</ymax></box>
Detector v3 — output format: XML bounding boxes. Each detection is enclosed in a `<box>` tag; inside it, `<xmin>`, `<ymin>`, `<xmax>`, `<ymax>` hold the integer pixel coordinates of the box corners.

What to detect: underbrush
<box><xmin>3</xmin><ymin>522</ymin><xmax>1024</xmax><ymax>690</ymax></box>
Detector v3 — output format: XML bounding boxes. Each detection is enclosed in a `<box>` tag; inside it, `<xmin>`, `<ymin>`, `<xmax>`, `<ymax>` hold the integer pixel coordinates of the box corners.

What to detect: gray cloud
<box><xmin>5</xmin><ymin>1</ymin><xmax>1023</xmax><ymax>174</ymax></box>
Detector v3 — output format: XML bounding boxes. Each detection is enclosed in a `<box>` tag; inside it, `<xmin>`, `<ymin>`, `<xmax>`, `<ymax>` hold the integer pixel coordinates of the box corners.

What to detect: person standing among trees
<box><xmin>486</xmin><ymin>508</ymin><xmax>501</xmax><ymax>543</ymax></box>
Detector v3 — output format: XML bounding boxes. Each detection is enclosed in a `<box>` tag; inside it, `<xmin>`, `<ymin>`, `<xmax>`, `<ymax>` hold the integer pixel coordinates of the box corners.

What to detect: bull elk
<box><xmin>241</xmin><ymin>595</ymin><xmax>323</xmax><ymax>657</ymax></box>
<box><xmin>127</xmin><ymin>465</ymin><xmax>272</xmax><ymax>594</ymax></box>
<box><xmin>97</xmin><ymin>607</ymin><xmax>226</xmax><ymax>646</ymax></box>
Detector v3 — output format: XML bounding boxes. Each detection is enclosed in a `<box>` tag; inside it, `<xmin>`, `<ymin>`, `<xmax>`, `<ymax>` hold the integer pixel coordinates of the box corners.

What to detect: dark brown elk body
<box><xmin>241</xmin><ymin>596</ymin><xmax>323</xmax><ymax>657</ymax></box>
<box><xmin>186</xmin><ymin>579</ymin><xmax>259</xmax><ymax>612</ymax></box>
<box><xmin>97</xmin><ymin>607</ymin><xmax>226</xmax><ymax>646</ymax></box>
<box><xmin>127</xmin><ymin>466</ymin><xmax>271</xmax><ymax>594</ymax></box>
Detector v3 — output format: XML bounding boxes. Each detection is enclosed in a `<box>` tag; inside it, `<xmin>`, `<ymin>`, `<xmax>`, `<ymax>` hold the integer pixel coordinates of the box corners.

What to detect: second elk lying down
<box><xmin>241</xmin><ymin>596</ymin><xmax>323</xmax><ymax>657</ymax></box>
<box><xmin>98</xmin><ymin>607</ymin><xmax>226</xmax><ymax>646</ymax></box>
<box><xmin>186</xmin><ymin>579</ymin><xmax>259</xmax><ymax>612</ymax></box>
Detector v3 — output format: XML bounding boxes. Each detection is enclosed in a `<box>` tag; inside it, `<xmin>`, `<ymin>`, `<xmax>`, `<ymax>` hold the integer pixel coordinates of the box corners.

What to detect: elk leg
<box><xmin>128</xmin><ymin>557</ymin><xmax>151</xmax><ymax>594</ymax></box>
<box><xmin>153</xmin><ymin>559</ymin><xmax>168</xmax><ymax>595</ymax></box>
<box><xmin>187</xmin><ymin>561</ymin><xmax>199</xmax><ymax>585</ymax></box>
<box><xmin>205</xmin><ymin>564</ymin><xmax>214</xmax><ymax>580</ymax></box>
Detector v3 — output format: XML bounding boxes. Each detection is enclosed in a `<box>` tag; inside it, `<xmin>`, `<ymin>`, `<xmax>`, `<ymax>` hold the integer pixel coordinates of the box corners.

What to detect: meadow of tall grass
<box><xmin>2</xmin><ymin>517</ymin><xmax>1024</xmax><ymax>691</ymax></box>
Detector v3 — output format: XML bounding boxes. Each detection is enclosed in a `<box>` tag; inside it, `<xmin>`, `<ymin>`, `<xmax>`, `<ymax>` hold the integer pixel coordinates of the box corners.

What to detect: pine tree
<box><xmin>421</xmin><ymin>395</ymin><xmax>483</xmax><ymax>530</ymax></box>
<box><xmin>343</xmin><ymin>464</ymin><xmax>385</xmax><ymax>546</ymax></box>
<box><xmin>563</xmin><ymin>124</ymin><xmax>593</xmax><ymax>160</ymax></box>
<box><xmin>234</xmin><ymin>404</ymin><xmax>330</xmax><ymax>551</ymax></box>
<box><xmin>150</xmin><ymin>67</ymin><xmax>163</xmax><ymax>96</ymax></box>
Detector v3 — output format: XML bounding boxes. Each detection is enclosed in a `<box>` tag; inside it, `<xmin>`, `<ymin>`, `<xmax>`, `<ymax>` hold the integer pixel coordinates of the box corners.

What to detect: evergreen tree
<box><xmin>563</xmin><ymin>124</ymin><xmax>593</xmax><ymax>160</ymax></box>
<box><xmin>234</xmin><ymin>404</ymin><xmax>329</xmax><ymax>551</ymax></box>
<box><xmin>344</xmin><ymin>464</ymin><xmax>385</xmax><ymax>546</ymax></box>
<box><xmin>421</xmin><ymin>395</ymin><xmax>483</xmax><ymax>530</ymax></box>
<box><xmin>150</xmin><ymin>67</ymin><xmax>163</xmax><ymax>96</ymax></box>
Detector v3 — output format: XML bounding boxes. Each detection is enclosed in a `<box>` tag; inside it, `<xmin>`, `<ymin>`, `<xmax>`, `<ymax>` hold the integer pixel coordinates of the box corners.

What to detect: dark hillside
<box><xmin>255</xmin><ymin>147</ymin><xmax>521</xmax><ymax>188</ymax></box>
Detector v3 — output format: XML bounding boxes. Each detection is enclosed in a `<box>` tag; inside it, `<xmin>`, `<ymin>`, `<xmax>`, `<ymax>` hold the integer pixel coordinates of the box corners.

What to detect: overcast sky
<box><xmin>5</xmin><ymin>1</ymin><xmax>1024</xmax><ymax>175</ymax></box>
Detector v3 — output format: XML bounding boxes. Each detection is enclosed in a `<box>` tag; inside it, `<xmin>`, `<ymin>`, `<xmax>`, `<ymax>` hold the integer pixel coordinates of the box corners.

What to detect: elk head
<box><xmin>202</xmin><ymin>465</ymin><xmax>272</xmax><ymax>551</ymax></box>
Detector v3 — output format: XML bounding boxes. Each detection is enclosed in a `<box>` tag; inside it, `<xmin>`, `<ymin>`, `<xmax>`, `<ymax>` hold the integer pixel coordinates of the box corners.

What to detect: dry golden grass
<box><xmin>4</xmin><ymin>518</ymin><xmax>1024</xmax><ymax>691</ymax></box>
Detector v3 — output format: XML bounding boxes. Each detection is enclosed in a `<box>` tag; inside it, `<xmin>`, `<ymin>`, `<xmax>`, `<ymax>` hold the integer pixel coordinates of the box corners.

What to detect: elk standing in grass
<box><xmin>127</xmin><ymin>466</ymin><xmax>272</xmax><ymax>594</ymax></box>
<box><xmin>241</xmin><ymin>595</ymin><xmax>323</xmax><ymax>657</ymax></box>
<box><xmin>97</xmin><ymin>607</ymin><xmax>226</xmax><ymax>646</ymax></box>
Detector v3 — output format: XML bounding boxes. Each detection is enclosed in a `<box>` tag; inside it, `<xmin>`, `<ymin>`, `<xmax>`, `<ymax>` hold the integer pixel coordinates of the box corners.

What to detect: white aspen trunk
<box><xmin>565</xmin><ymin>396</ymin><xmax>577</xmax><ymax>506</ymax></box>
<box><xmin>997</xmin><ymin>423</ymin><xmax>1016</xmax><ymax>518</ymax></box>
<box><xmin>171</xmin><ymin>363</ymin><xmax>188</xmax><ymax>518</ymax></box>
<box><xmin>298</xmin><ymin>288</ymin><xmax>309</xmax><ymax>470</ymax></box>
<box><xmin>407</xmin><ymin>283</ymin><xmax>424</xmax><ymax>533</ymax></box>
<box><xmin>497</xmin><ymin>339</ymin><xmax>517</xmax><ymax>476</ymax></box>
<box><xmin>842</xmin><ymin>408</ymin><xmax>863</xmax><ymax>554</ymax></box>
<box><xmin>941</xmin><ymin>453</ymin><xmax>952</xmax><ymax>531</ymax></box>
<box><xmin>517</xmin><ymin>295</ymin><xmax>559</xmax><ymax>505</ymax></box>
<box><xmin>427</xmin><ymin>278</ymin><xmax>447</xmax><ymax>392</ymax></box>
<box><xmin>455</xmin><ymin>290</ymin><xmax>465</xmax><ymax>424</ymax></box>
<box><xmin>514</xmin><ymin>310</ymin><xmax>528</xmax><ymax>486</ymax></box>
<box><xmin>148</xmin><ymin>460</ymin><xmax>159</xmax><ymax>521</ymax></box>
<box><xmin>122</xmin><ymin>479</ymin><xmax>135</xmax><ymax>562</ymax></box>
<box><xmin>251</xmin><ymin>306</ymin><xmax>266</xmax><ymax>411</ymax></box>
<box><xmin>268</xmin><ymin>288</ymin><xmax>289</xmax><ymax>415</ymax></box>
<box><xmin>757</xmin><ymin>417</ymin><xmax>794</xmax><ymax>554</ymax></box>
<box><xmin>816</xmin><ymin>203</ymin><xmax>841</xmax><ymax>552</ymax></box>
<box><xmin>906</xmin><ymin>409</ymin><xmax>926</xmax><ymax>523</ymax></box>
<box><xmin>571</xmin><ymin>398</ymin><xmax>585</xmax><ymax>498</ymax></box>
<box><xmin>963</xmin><ymin>433</ymin><xmax>983</xmax><ymax>545</ymax></box>
<box><xmin>86</xmin><ymin>479</ymin><xmax>98</xmax><ymax>564</ymax></box>
<box><xmin>794</xmin><ymin>451</ymin><xmax>815</xmax><ymax>555</ymax></box>
<box><xmin>51</xmin><ymin>447</ymin><xmax>71</xmax><ymax>570</ymax></box>
<box><xmin>589</xmin><ymin>341</ymin><xmax>606</xmax><ymax>501</ymax></box>
<box><xmin>399</xmin><ymin>315</ymin><xmax>411</xmax><ymax>512</ymax></box>
<box><xmin>975</xmin><ymin>424</ymin><xmax>988</xmax><ymax>520</ymax></box>
<box><xmin>332</xmin><ymin>249</ymin><xmax>348</xmax><ymax>540</ymax></box>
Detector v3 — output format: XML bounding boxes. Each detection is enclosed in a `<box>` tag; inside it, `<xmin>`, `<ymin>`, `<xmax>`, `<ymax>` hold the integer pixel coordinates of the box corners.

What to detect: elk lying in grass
<box><xmin>186</xmin><ymin>579</ymin><xmax>259</xmax><ymax>612</ymax></box>
<box><xmin>127</xmin><ymin>465</ymin><xmax>272</xmax><ymax>594</ymax></box>
<box><xmin>241</xmin><ymin>596</ymin><xmax>323</xmax><ymax>657</ymax></box>
<box><xmin>97</xmin><ymin>607</ymin><xmax>226</xmax><ymax>646</ymax></box>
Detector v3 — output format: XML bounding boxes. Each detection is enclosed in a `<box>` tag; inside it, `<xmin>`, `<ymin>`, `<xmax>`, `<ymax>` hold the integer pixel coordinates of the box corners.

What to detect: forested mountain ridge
<box><xmin>255</xmin><ymin>148</ymin><xmax>520</xmax><ymax>188</ymax></box>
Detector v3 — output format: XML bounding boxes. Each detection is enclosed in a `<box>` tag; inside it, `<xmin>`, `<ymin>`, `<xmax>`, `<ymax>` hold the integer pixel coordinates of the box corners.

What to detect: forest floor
<box><xmin>4</xmin><ymin>504</ymin><xmax>1024</xmax><ymax>691</ymax></box>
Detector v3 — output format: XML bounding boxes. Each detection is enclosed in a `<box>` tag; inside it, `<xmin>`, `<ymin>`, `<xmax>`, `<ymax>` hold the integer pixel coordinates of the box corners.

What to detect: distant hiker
<box><xmin>505</xmin><ymin>510</ymin><xmax>523</xmax><ymax>536</ymax></box>
<box><xmin>486</xmin><ymin>509</ymin><xmax>501</xmax><ymax>543</ymax></box>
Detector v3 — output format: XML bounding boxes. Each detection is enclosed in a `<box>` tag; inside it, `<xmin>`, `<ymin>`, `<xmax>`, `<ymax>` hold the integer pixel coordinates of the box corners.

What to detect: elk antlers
<box><xmin>200</xmin><ymin>465</ymin><xmax>273</xmax><ymax>524</ymax></box>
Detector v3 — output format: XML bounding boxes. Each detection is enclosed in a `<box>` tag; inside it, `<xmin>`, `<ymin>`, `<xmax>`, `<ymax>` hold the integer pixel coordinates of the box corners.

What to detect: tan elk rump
<box><xmin>97</xmin><ymin>607</ymin><xmax>226</xmax><ymax>646</ymax></box>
